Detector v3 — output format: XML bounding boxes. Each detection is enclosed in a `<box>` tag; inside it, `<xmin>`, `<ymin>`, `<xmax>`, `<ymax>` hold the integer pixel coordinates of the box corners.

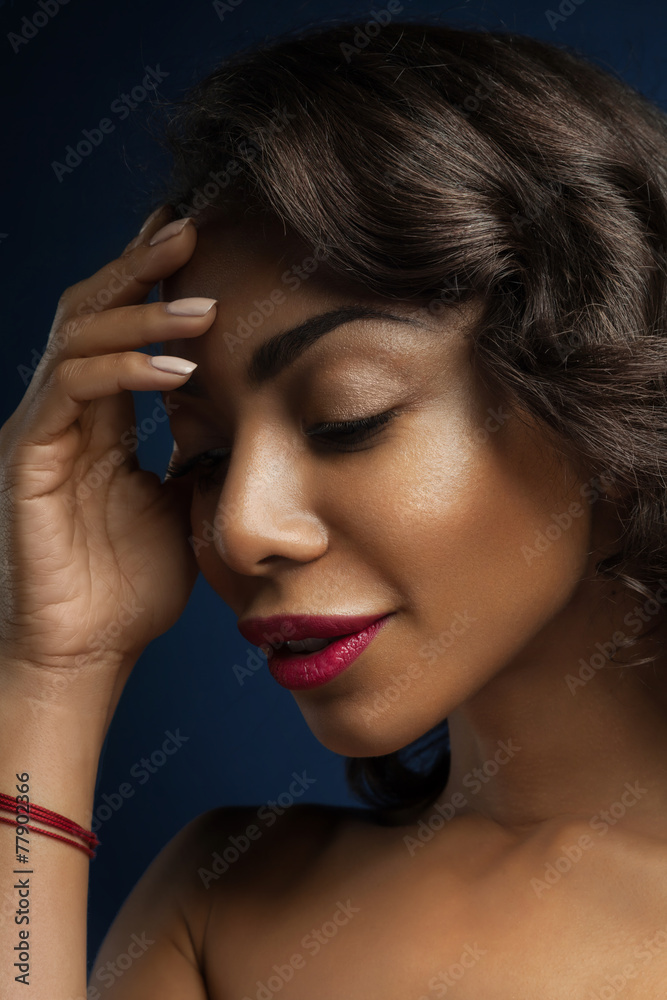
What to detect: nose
<box><xmin>211</xmin><ymin>429</ymin><xmax>328</xmax><ymax>576</ymax></box>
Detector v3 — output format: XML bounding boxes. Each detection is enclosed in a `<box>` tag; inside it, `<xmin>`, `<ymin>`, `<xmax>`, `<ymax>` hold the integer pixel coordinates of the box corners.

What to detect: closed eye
<box><xmin>306</xmin><ymin>409</ymin><xmax>397</xmax><ymax>449</ymax></box>
<box><xmin>164</xmin><ymin>409</ymin><xmax>398</xmax><ymax>487</ymax></box>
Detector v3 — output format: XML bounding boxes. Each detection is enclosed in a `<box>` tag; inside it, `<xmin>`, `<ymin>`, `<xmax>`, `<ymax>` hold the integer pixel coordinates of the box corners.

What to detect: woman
<box><xmin>2</xmin><ymin>18</ymin><xmax>667</xmax><ymax>998</ymax></box>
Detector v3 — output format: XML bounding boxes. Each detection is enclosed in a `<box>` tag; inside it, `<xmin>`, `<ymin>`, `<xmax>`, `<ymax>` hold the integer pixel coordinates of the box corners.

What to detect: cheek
<box><xmin>318</xmin><ymin>407</ymin><xmax>592</xmax><ymax>713</ymax></box>
<box><xmin>393</xmin><ymin>427</ymin><xmax>590</xmax><ymax>604</ymax></box>
<box><xmin>324</xmin><ymin>406</ymin><xmax>590</xmax><ymax>599</ymax></box>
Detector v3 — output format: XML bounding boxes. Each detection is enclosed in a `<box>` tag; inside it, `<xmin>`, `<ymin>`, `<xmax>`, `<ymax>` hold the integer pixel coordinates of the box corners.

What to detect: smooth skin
<box><xmin>2</xmin><ymin>206</ymin><xmax>667</xmax><ymax>998</ymax></box>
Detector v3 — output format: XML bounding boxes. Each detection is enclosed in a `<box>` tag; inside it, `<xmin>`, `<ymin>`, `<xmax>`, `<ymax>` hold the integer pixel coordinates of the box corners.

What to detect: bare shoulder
<box><xmin>88</xmin><ymin>803</ymin><xmax>365</xmax><ymax>997</ymax></box>
<box><xmin>93</xmin><ymin>803</ymin><xmax>365</xmax><ymax>967</ymax></box>
<box><xmin>172</xmin><ymin>800</ymin><xmax>375</xmax><ymax>921</ymax></box>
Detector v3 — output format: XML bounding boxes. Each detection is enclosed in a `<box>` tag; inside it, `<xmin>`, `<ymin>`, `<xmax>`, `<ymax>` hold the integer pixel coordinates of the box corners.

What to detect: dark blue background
<box><xmin>2</xmin><ymin>0</ymin><xmax>665</xmax><ymax>973</ymax></box>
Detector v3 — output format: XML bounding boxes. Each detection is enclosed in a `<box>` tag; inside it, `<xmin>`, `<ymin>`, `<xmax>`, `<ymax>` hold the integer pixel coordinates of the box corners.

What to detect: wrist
<box><xmin>0</xmin><ymin>660</ymin><xmax>121</xmax><ymax>753</ymax></box>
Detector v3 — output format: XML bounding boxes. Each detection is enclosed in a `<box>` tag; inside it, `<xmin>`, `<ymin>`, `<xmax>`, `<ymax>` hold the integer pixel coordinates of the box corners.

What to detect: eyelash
<box><xmin>165</xmin><ymin>409</ymin><xmax>398</xmax><ymax>489</ymax></box>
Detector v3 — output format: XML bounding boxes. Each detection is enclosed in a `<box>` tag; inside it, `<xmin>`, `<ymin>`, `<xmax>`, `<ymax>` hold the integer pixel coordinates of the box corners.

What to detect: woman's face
<box><xmin>161</xmin><ymin>210</ymin><xmax>603</xmax><ymax>757</ymax></box>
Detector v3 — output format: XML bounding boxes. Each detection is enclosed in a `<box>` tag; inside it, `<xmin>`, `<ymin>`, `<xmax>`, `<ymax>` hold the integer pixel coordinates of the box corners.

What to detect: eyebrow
<box><xmin>169</xmin><ymin>305</ymin><xmax>427</xmax><ymax>398</ymax></box>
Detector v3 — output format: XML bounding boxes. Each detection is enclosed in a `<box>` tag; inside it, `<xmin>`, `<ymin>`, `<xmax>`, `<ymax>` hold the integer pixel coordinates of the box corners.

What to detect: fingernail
<box><xmin>164</xmin><ymin>297</ymin><xmax>217</xmax><ymax>316</ymax></box>
<box><xmin>149</xmin><ymin>217</ymin><xmax>193</xmax><ymax>246</ymax></box>
<box><xmin>125</xmin><ymin>206</ymin><xmax>169</xmax><ymax>251</ymax></box>
<box><xmin>140</xmin><ymin>205</ymin><xmax>166</xmax><ymax>234</ymax></box>
<box><xmin>150</xmin><ymin>356</ymin><xmax>198</xmax><ymax>375</ymax></box>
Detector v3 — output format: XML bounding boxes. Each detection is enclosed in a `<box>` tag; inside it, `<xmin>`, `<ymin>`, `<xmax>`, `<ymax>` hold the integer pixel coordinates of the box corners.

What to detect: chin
<box><xmin>297</xmin><ymin>696</ymin><xmax>444</xmax><ymax>758</ymax></box>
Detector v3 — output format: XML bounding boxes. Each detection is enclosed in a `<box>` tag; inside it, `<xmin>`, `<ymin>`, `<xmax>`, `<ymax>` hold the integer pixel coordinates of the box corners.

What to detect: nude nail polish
<box><xmin>149</xmin><ymin>217</ymin><xmax>193</xmax><ymax>246</ymax></box>
<box><xmin>164</xmin><ymin>298</ymin><xmax>217</xmax><ymax>316</ymax></box>
<box><xmin>150</xmin><ymin>356</ymin><xmax>198</xmax><ymax>375</ymax></box>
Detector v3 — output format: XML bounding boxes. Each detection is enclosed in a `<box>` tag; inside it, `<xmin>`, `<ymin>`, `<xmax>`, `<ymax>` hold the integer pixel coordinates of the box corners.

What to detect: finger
<box><xmin>52</xmin><ymin>298</ymin><xmax>218</xmax><ymax>361</ymax></box>
<box><xmin>54</xmin><ymin>213</ymin><xmax>198</xmax><ymax>321</ymax></box>
<box><xmin>122</xmin><ymin>204</ymin><xmax>173</xmax><ymax>253</ymax></box>
<box><xmin>19</xmin><ymin>352</ymin><xmax>200</xmax><ymax>449</ymax></box>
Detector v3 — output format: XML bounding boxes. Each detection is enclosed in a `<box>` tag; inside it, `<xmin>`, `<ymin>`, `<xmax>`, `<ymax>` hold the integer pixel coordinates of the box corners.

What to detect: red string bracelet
<box><xmin>0</xmin><ymin>794</ymin><xmax>99</xmax><ymax>847</ymax></box>
<box><xmin>0</xmin><ymin>793</ymin><xmax>100</xmax><ymax>859</ymax></box>
<box><xmin>0</xmin><ymin>816</ymin><xmax>97</xmax><ymax>858</ymax></box>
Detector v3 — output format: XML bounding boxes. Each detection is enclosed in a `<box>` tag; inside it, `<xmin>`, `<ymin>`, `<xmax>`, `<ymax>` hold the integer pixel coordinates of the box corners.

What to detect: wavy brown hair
<box><xmin>150</xmin><ymin>19</ymin><xmax>667</xmax><ymax>823</ymax></box>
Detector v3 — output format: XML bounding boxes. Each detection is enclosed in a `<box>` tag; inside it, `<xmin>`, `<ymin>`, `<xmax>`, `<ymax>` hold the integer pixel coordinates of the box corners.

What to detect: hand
<box><xmin>0</xmin><ymin>206</ymin><xmax>215</xmax><ymax>707</ymax></box>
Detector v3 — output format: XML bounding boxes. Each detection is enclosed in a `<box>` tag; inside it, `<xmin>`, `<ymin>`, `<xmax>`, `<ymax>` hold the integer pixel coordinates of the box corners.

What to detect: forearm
<box><xmin>0</xmin><ymin>664</ymin><xmax>110</xmax><ymax>998</ymax></box>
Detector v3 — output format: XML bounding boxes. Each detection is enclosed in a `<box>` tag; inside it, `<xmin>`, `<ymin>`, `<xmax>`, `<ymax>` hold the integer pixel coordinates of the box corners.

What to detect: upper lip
<box><xmin>238</xmin><ymin>612</ymin><xmax>391</xmax><ymax>646</ymax></box>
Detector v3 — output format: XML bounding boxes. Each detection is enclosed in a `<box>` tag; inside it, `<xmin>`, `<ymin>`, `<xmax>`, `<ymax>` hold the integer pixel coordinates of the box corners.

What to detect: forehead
<box><xmin>160</xmin><ymin>208</ymin><xmax>458</xmax><ymax>380</ymax></box>
<box><xmin>162</xmin><ymin>207</ymin><xmax>392</xmax><ymax>308</ymax></box>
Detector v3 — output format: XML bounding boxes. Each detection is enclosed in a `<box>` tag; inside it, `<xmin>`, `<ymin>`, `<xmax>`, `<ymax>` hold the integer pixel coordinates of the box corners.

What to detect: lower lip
<box><xmin>266</xmin><ymin>615</ymin><xmax>392</xmax><ymax>691</ymax></box>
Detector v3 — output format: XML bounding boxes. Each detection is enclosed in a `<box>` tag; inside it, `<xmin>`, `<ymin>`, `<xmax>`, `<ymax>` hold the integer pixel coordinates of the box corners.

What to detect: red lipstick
<box><xmin>238</xmin><ymin>612</ymin><xmax>393</xmax><ymax>690</ymax></box>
